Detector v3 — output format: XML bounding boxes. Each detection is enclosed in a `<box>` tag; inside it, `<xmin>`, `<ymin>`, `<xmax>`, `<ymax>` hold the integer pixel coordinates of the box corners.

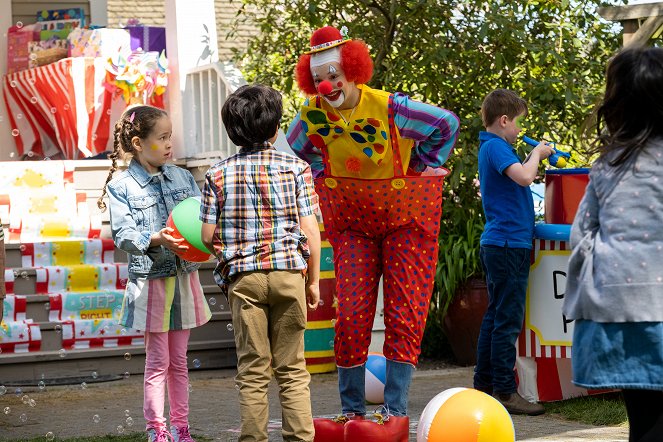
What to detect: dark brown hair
<box><xmin>594</xmin><ymin>46</ymin><xmax>663</xmax><ymax>167</ymax></box>
<box><xmin>97</xmin><ymin>105</ymin><xmax>168</xmax><ymax>211</ymax></box>
<box><xmin>221</xmin><ymin>84</ymin><xmax>282</xmax><ymax>147</ymax></box>
<box><xmin>481</xmin><ymin>89</ymin><xmax>528</xmax><ymax>127</ymax></box>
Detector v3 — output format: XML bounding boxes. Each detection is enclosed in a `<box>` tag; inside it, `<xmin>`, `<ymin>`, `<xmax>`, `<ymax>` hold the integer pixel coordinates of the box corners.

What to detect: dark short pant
<box><xmin>474</xmin><ymin>245</ymin><xmax>530</xmax><ymax>394</ymax></box>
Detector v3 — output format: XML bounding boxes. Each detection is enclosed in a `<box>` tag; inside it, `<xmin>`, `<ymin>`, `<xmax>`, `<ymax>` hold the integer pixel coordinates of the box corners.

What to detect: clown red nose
<box><xmin>317</xmin><ymin>81</ymin><xmax>333</xmax><ymax>96</ymax></box>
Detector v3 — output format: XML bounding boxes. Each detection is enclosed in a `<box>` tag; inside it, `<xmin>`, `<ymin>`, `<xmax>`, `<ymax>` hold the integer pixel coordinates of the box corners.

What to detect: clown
<box><xmin>286</xmin><ymin>26</ymin><xmax>459</xmax><ymax>441</ymax></box>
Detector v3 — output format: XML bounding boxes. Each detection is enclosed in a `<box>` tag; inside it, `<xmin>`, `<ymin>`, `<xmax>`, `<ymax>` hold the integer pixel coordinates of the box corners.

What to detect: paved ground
<box><xmin>0</xmin><ymin>366</ymin><xmax>629</xmax><ymax>441</ymax></box>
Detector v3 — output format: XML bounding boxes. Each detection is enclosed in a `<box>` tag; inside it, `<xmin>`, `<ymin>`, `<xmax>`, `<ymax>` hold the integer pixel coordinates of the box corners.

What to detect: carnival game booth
<box><xmin>515</xmin><ymin>168</ymin><xmax>614</xmax><ymax>402</ymax></box>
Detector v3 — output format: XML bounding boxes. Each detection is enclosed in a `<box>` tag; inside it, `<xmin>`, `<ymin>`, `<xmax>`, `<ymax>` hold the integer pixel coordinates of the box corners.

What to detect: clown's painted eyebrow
<box><xmin>329</xmin><ymin>65</ymin><xmax>337</xmax><ymax>74</ymax></box>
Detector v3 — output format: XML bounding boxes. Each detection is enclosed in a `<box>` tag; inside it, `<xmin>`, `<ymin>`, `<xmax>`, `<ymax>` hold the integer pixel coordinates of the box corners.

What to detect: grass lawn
<box><xmin>543</xmin><ymin>392</ymin><xmax>628</xmax><ymax>427</ymax></box>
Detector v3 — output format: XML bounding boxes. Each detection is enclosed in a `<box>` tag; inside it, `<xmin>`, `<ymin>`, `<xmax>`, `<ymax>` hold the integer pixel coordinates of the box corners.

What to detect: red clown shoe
<box><xmin>344</xmin><ymin>414</ymin><xmax>409</xmax><ymax>442</ymax></box>
<box><xmin>313</xmin><ymin>415</ymin><xmax>364</xmax><ymax>442</ymax></box>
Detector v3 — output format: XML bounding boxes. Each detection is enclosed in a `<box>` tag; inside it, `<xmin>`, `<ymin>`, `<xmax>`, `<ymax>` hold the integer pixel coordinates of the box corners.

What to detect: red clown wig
<box><xmin>295</xmin><ymin>26</ymin><xmax>374</xmax><ymax>96</ymax></box>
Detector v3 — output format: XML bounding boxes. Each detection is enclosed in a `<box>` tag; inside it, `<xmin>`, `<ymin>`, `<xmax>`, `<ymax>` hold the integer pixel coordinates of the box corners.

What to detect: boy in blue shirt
<box><xmin>475</xmin><ymin>89</ymin><xmax>554</xmax><ymax>415</ymax></box>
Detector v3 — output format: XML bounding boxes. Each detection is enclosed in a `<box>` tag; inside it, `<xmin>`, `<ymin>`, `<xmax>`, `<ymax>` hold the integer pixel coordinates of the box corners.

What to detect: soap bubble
<box><xmin>38</xmin><ymin>381</ymin><xmax>45</xmax><ymax>390</ymax></box>
<box><xmin>45</xmin><ymin>432</ymin><xmax>55</xmax><ymax>441</ymax></box>
<box><xmin>208</xmin><ymin>297</ymin><xmax>216</xmax><ymax>306</ymax></box>
<box><xmin>124</xmin><ymin>352</ymin><xmax>131</xmax><ymax>361</ymax></box>
<box><xmin>92</xmin><ymin>414</ymin><xmax>100</xmax><ymax>423</ymax></box>
<box><xmin>125</xmin><ymin>417</ymin><xmax>134</xmax><ymax>426</ymax></box>
<box><xmin>22</xmin><ymin>395</ymin><xmax>30</xmax><ymax>404</ymax></box>
<box><xmin>19</xmin><ymin>413</ymin><xmax>27</xmax><ymax>423</ymax></box>
<box><xmin>16</xmin><ymin>21</ymin><xmax>23</xmax><ymax>28</ymax></box>
<box><xmin>192</xmin><ymin>359</ymin><xmax>201</xmax><ymax>368</ymax></box>
<box><xmin>117</xmin><ymin>425</ymin><xmax>125</xmax><ymax>434</ymax></box>
<box><xmin>58</xmin><ymin>348</ymin><xmax>66</xmax><ymax>358</ymax></box>
<box><xmin>29</xmin><ymin>399</ymin><xmax>36</xmax><ymax>407</ymax></box>
<box><xmin>123</xmin><ymin>371</ymin><xmax>130</xmax><ymax>380</ymax></box>
<box><xmin>11</xmin><ymin>129</ymin><xmax>19</xmax><ymax>137</ymax></box>
<box><xmin>0</xmin><ymin>386</ymin><xmax>6</xmax><ymax>396</ymax></box>
<box><xmin>91</xmin><ymin>371</ymin><xmax>98</xmax><ymax>379</ymax></box>
<box><xmin>124</xmin><ymin>409</ymin><xmax>131</xmax><ymax>417</ymax></box>
<box><xmin>227</xmin><ymin>324</ymin><xmax>234</xmax><ymax>332</ymax></box>
<box><xmin>3</xmin><ymin>407</ymin><xmax>10</xmax><ymax>415</ymax></box>
<box><xmin>80</xmin><ymin>382</ymin><xmax>87</xmax><ymax>389</ymax></box>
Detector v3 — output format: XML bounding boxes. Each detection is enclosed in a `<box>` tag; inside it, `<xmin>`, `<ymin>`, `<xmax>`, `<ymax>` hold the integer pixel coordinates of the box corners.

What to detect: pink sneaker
<box><xmin>147</xmin><ymin>427</ymin><xmax>174</xmax><ymax>442</ymax></box>
<box><xmin>170</xmin><ymin>425</ymin><xmax>196</xmax><ymax>442</ymax></box>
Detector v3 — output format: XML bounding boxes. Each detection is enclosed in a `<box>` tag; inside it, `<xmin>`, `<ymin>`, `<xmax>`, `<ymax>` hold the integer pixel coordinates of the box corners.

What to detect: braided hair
<box><xmin>97</xmin><ymin>105</ymin><xmax>168</xmax><ymax>211</ymax></box>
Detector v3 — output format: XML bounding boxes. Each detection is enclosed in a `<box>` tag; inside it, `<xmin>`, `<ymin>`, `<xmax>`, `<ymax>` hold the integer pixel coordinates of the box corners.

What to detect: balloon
<box><xmin>166</xmin><ymin>197</ymin><xmax>212</xmax><ymax>262</ymax></box>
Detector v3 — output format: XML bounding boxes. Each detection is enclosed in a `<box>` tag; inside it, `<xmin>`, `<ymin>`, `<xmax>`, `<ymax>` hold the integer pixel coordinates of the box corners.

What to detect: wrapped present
<box><xmin>41</xmin><ymin>26</ymin><xmax>75</xmax><ymax>41</ymax></box>
<box><xmin>6</xmin><ymin>24</ymin><xmax>38</xmax><ymax>74</ymax></box>
<box><xmin>125</xmin><ymin>25</ymin><xmax>166</xmax><ymax>55</ymax></box>
<box><xmin>28</xmin><ymin>39</ymin><xmax>69</xmax><ymax>68</ymax></box>
<box><xmin>37</xmin><ymin>18</ymin><xmax>83</xmax><ymax>32</ymax></box>
<box><xmin>68</xmin><ymin>27</ymin><xmax>131</xmax><ymax>59</ymax></box>
<box><xmin>37</xmin><ymin>7</ymin><xmax>86</xmax><ymax>26</ymax></box>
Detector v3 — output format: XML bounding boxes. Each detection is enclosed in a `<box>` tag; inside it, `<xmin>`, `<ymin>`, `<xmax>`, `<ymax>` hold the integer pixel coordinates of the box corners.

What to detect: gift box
<box><xmin>28</xmin><ymin>39</ymin><xmax>69</xmax><ymax>69</ymax></box>
<box><xmin>7</xmin><ymin>24</ymin><xmax>38</xmax><ymax>74</ymax></box>
<box><xmin>37</xmin><ymin>18</ymin><xmax>83</xmax><ymax>32</ymax></box>
<box><xmin>68</xmin><ymin>28</ymin><xmax>131</xmax><ymax>58</ymax></box>
<box><xmin>125</xmin><ymin>26</ymin><xmax>166</xmax><ymax>55</ymax></box>
<box><xmin>41</xmin><ymin>26</ymin><xmax>75</xmax><ymax>41</ymax></box>
<box><xmin>37</xmin><ymin>7</ymin><xmax>86</xmax><ymax>26</ymax></box>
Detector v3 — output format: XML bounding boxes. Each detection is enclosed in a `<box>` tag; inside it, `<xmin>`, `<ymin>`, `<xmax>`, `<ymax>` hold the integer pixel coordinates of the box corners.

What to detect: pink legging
<box><xmin>144</xmin><ymin>329</ymin><xmax>191</xmax><ymax>430</ymax></box>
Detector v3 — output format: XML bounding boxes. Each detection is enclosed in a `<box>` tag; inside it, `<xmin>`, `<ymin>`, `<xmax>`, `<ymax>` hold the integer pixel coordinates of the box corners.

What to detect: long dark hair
<box><xmin>594</xmin><ymin>46</ymin><xmax>663</xmax><ymax>167</ymax></box>
<box><xmin>97</xmin><ymin>105</ymin><xmax>168</xmax><ymax>211</ymax></box>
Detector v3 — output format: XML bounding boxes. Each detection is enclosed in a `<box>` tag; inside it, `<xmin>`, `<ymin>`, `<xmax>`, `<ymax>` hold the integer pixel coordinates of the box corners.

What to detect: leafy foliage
<box><xmin>229</xmin><ymin>0</ymin><xmax>626</xmax><ymax>323</ymax></box>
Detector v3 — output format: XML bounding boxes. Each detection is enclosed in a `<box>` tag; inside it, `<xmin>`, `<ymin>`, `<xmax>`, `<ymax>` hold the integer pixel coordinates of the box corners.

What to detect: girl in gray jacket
<box><xmin>564</xmin><ymin>47</ymin><xmax>663</xmax><ymax>442</ymax></box>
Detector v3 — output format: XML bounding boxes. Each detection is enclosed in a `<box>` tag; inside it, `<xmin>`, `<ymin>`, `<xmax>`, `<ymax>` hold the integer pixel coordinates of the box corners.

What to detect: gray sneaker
<box><xmin>494</xmin><ymin>392</ymin><xmax>545</xmax><ymax>416</ymax></box>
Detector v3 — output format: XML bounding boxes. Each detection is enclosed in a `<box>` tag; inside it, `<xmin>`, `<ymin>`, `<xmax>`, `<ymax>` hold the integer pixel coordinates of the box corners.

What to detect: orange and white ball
<box><xmin>416</xmin><ymin>388</ymin><xmax>515</xmax><ymax>442</ymax></box>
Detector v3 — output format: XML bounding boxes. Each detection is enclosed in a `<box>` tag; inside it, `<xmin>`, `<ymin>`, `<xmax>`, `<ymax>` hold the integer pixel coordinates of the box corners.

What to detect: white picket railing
<box><xmin>184</xmin><ymin>61</ymin><xmax>246</xmax><ymax>164</ymax></box>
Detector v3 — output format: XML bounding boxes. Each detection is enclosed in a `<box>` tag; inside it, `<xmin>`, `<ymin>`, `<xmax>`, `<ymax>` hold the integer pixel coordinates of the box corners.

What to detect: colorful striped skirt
<box><xmin>119</xmin><ymin>270</ymin><xmax>211</xmax><ymax>332</ymax></box>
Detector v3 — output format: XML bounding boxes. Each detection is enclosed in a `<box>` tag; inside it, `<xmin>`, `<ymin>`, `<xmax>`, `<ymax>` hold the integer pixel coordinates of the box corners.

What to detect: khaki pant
<box><xmin>228</xmin><ymin>270</ymin><xmax>314</xmax><ymax>442</ymax></box>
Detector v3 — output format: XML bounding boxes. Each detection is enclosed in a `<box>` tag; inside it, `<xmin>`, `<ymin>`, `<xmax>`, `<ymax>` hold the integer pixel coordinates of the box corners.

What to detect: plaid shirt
<box><xmin>200</xmin><ymin>143</ymin><xmax>318</xmax><ymax>290</ymax></box>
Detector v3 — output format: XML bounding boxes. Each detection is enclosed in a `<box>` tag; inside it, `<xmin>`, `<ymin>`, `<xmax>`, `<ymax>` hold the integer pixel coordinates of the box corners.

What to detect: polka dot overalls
<box><xmin>311</xmin><ymin>93</ymin><xmax>447</xmax><ymax>367</ymax></box>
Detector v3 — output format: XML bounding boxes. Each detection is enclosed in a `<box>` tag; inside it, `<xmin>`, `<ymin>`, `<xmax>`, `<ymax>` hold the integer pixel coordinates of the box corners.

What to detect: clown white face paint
<box><xmin>310</xmin><ymin>51</ymin><xmax>359</xmax><ymax>110</ymax></box>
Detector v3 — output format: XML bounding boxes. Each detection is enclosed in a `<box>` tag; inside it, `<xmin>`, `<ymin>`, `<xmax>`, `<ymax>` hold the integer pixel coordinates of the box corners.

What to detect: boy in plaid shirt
<box><xmin>200</xmin><ymin>84</ymin><xmax>320</xmax><ymax>442</ymax></box>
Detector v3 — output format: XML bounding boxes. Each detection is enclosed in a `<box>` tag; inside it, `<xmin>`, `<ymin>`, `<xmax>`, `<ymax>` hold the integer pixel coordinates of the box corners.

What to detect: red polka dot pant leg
<box><xmin>330</xmin><ymin>229</ymin><xmax>382</xmax><ymax>368</ymax></box>
<box><xmin>381</xmin><ymin>225</ymin><xmax>439</xmax><ymax>365</ymax></box>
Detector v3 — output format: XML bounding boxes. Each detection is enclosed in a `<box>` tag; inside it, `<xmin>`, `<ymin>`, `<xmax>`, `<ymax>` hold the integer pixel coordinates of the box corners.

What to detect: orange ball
<box><xmin>417</xmin><ymin>388</ymin><xmax>515</xmax><ymax>442</ymax></box>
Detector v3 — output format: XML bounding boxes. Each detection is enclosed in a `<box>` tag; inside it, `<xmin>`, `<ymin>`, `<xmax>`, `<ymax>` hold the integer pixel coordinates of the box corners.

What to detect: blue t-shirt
<box><xmin>478</xmin><ymin>131</ymin><xmax>534</xmax><ymax>249</ymax></box>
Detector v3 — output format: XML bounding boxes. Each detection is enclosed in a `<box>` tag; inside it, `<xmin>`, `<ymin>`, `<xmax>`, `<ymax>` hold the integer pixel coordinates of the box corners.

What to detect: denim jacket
<box><xmin>107</xmin><ymin>160</ymin><xmax>201</xmax><ymax>279</ymax></box>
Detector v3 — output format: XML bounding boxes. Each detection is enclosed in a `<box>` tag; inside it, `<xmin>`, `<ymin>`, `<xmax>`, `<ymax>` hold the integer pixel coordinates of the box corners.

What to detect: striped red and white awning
<box><xmin>2</xmin><ymin>57</ymin><xmax>129</xmax><ymax>159</ymax></box>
